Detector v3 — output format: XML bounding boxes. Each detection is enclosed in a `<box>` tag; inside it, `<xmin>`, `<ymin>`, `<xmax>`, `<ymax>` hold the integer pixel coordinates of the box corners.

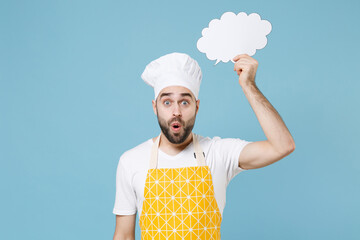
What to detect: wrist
<box><xmin>240</xmin><ymin>81</ymin><xmax>257</xmax><ymax>90</ymax></box>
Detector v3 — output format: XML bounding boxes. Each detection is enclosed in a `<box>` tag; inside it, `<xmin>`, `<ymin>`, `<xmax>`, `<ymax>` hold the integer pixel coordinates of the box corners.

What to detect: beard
<box><xmin>156</xmin><ymin>111</ymin><xmax>196</xmax><ymax>144</ymax></box>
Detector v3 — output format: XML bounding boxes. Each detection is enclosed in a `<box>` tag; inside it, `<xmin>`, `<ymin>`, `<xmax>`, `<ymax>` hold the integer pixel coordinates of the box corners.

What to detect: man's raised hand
<box><xmin>233</xmin><ymin>54</ymin><xmax>258</xmax><ymax>87</ymax></box>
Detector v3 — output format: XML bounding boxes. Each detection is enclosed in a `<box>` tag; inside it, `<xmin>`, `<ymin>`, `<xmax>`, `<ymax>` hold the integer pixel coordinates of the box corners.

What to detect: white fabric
<box><xmin>141</xmin><ymin>52</ymin><xmax>202</xmax><ymax>100</ymax></box>
<box><xmin>112</xmin><ymin>134</ymin><xmax>252</xmax><ymax>217</ymax></box>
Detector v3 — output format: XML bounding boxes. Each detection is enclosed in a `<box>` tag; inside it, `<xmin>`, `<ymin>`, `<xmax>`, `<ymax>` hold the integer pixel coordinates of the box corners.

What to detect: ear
<box><xmin>195</xmin><ymin>99</ymin><xmax>200</xmax><ymax>114</ymax></box>
<box><xmin>152</xmin><ymin>99</ymin><xmax>157</xmax><ymax>115</ymax></box>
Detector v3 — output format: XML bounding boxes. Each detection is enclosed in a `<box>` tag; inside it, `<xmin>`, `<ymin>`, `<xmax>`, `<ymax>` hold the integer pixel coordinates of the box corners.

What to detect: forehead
<box><xmin>158</xmin><ymin>86</ymin><xmax>194</xmax><ymax>98</ymax></box>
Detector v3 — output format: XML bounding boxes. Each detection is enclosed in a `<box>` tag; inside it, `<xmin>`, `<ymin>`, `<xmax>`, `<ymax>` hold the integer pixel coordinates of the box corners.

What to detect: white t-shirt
<box><xmin>113</xmin><ymin>133</ymin><xmax>252</xmax><ymax>218</ymax></box>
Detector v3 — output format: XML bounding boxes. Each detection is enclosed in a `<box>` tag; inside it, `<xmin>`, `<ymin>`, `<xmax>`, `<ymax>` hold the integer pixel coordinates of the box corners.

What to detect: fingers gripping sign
<box><xmin>233</xmin><ymin>54</ymin><xmax>258</xmax><ymax>87</ymax></box>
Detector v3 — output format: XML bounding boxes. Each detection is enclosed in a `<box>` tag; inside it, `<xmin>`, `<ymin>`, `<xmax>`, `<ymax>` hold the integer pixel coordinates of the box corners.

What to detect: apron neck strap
<box><xmin>149</xmin><ymin>132</ymin><xmax>205</xmax><ymax>169</ymax></box>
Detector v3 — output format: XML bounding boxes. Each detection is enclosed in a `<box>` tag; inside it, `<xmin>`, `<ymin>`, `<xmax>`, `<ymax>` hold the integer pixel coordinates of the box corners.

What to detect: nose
<box><xmin>172</xmin><ymin>103</ymin><xmax>182</xmax><ymax>117</ymax></box>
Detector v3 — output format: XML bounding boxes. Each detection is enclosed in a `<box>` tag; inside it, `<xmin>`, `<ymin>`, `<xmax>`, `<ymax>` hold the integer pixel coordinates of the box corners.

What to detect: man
<box><xmin>112</xmin><ymin>52</ymin><xmax>295</xmax><ymax>240</ymax></box>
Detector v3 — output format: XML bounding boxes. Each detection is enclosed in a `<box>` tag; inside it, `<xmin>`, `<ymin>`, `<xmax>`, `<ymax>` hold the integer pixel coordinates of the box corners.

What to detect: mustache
<box><xmin>168</xmin><ymin>117</ymin><xmax>184</xmax><ymax>125</ymax></box>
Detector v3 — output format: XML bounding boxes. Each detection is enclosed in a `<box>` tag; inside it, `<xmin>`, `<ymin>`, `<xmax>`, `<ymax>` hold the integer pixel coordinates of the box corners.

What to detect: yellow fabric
<box><xmin>139</xmin><ymin>165</ymin><xmax>222</xmax><ymax>239</ymax></box>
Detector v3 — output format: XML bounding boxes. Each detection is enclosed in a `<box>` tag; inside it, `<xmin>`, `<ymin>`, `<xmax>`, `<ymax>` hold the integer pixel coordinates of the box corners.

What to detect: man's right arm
<box><xmin>113</xmin><ymin>214</ymin><xmax>136</xmax><ymax>240</ymax></box>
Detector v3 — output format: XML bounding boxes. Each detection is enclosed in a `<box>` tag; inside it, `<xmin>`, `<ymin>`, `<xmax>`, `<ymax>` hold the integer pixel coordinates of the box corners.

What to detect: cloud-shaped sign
<box><xmin>197</xmin><ymin>12</ymin><xmax>272</xmax><ymax>64</ymax></box>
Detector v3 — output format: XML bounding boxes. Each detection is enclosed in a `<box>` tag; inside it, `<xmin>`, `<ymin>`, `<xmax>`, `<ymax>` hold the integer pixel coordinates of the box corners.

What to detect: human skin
<box><xmin>232</xmin><ymin>54</ymin><xmax>295</xmax><ymax>169</ymax></box>
<box><xmin>113</xmin><ymin>86</ymin><xmax>199</xmax><ymax>240</ymax></box>
<box><xmin>151</xmin><ymin>86</ymin><xmax>200</xmax><ymax>156</ymax></box>
<box><xmin>112</xmin><ymin>54</ymin><xmax>296</xmax><ymax>239</ymax></box>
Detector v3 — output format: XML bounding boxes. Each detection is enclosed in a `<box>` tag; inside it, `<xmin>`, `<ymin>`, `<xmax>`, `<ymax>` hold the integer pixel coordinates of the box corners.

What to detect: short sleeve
<box><xmin>112</xmin><ymin>155</ymin><xmax>137</xmax><ymax>215</ymax></box>
<box><xmin>212</xmin><ymin>137</ymin><xmax>252</xmax><ymax>184</ymax></box>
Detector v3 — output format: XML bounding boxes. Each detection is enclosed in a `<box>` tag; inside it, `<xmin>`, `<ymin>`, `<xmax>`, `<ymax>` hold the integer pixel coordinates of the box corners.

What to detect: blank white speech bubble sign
<box><xmin>197</xmin><ymin>12</ymin><xmax>272</xmax><ymax>65</ymax></box>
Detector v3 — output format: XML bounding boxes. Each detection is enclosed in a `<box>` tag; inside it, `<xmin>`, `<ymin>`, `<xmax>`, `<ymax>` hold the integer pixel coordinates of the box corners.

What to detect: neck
<box><xmin>158</xmin><ymin>132</ymin><xmax>193</xmax><ymax>156</ymax></box>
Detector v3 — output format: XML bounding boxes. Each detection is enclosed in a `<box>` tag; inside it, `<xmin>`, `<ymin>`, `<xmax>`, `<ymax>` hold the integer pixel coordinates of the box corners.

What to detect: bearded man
<box><xmin>112</xmin><ymin>52</ymin><xmax>295</xmax><ymax>240</ymax></box>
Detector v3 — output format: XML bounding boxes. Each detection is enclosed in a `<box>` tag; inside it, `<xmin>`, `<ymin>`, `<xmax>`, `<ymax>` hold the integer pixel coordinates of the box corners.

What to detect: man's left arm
<box><xmin>233</xmin><ymin>54</ymin><xmax>295</xmax><ymax>170</ymax></box>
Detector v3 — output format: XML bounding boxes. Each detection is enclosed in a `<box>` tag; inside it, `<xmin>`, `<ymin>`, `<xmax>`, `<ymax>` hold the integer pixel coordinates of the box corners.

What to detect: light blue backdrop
<box><xmin>1</xmin><ymin>0</ymin><xmax>359</xmax><ymax>239</ymax></box>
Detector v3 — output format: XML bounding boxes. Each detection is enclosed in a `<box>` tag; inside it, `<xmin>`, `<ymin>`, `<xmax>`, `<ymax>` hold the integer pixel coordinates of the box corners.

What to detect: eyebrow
<box><xmin>159</xmin><ymin>92</ymin><xmax>194</xmax><ymax>100</ymax></box>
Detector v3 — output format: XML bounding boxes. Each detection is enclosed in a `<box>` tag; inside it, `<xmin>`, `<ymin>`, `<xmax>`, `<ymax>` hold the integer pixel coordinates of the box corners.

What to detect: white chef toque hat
<box><xmin>141</xmin><ymin>52</ymin><xmax>202</xmax><ymax>100</ymax></box>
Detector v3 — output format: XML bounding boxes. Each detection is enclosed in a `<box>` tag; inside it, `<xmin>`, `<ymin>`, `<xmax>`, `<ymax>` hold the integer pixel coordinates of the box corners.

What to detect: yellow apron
<box><xmin>139</xmin><ymin>132</ymin><xmax>222</xmax><ymax>240</ymax></box>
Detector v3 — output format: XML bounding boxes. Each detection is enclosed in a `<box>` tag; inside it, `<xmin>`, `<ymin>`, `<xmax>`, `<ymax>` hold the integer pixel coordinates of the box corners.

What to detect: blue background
<box><xmin>1</xmin><ymin>0</ymin><xmax>359</xmax><ymax>239</ymax></box>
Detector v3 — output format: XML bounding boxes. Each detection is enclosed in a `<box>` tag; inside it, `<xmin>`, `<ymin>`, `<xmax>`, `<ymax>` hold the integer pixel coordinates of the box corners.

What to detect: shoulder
<box><xmin>118</xmin><ymin>138</ymin><xmax>153</xmax><ymax>166</ymax></box>
<box><xmin>195</xmin><ymin>133</ymin><xmax>251</xmax><ymax>151</ymax></box>
<box><xmin>194</xmin><ymin>133</ymin><xmax>220</xmax><ymax>151</ymax></box>
<box><xmin>194</xmin><ymin>133</ymin><xmax>227</xmax><ymax>145</ymax></box>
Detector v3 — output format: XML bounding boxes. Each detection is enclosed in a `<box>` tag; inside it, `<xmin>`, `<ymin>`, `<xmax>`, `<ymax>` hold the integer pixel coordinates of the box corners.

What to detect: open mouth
<box><xmin>171</xmin><ymin>122</ymin><xmax>182</xmax><ymax>132</ymax></box>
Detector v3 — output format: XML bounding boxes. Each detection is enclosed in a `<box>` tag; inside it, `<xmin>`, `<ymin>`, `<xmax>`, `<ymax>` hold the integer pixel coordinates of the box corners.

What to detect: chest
<box><xmin>131</xmin><ymin>151</ymin><xmax>228</xmax><ymax>208</ymax></box>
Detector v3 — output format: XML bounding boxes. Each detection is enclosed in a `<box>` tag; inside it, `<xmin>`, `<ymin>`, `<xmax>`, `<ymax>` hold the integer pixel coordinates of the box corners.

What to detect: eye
<box><xmin>181</xmin><ymin>100</ymin><xmax>189</xmax><ymax>105</ymax></box>
<box><xmin>163</xmin><ymin>100</ymin><xmax>170</xmax><ymax>105</ymax></box>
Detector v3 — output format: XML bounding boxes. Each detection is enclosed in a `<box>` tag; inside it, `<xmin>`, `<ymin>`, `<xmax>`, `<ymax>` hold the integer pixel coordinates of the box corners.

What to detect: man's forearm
<box><xmin>113</xmin><ymin>232</ymin><xmax>135</xmax><ymax>240</ymax></box>
<box><xmin>113</xmin><ymin>215</ymin><xmax>136</xmax><ymax>240</ymax></box>
<box><xmin>241</xmin><ymin>83</ymin><xmax>295</xmax><ymax>153</ymax></box>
